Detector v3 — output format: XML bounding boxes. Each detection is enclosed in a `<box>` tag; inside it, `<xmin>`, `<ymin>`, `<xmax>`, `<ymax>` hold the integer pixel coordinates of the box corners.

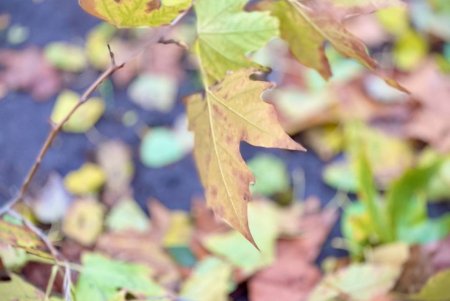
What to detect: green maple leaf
<box><xmin>194</xmin><ymin>0</ymin><xmax>279</xmax><ymax>83</ymax></box>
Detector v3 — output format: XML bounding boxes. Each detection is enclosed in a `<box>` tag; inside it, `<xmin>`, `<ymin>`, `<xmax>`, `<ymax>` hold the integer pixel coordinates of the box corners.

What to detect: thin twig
<box><xmin>7</xmin><ymin>209</ymin><xmax>60</xmax><ymax>258</ymax></box>
<box><xmin>0</xmin><ymin>47</ymin><xmax>124</xmax><ymax>216</ymax></box>
<box><xmin>44</xmin><ymin>265</ymin><xmax>58</xmax><ymax>301</ymax></box>
<box><xmin>63</xmin><ymin>262</ymin><xmax>73</xmax><ymax>301</ymax></box>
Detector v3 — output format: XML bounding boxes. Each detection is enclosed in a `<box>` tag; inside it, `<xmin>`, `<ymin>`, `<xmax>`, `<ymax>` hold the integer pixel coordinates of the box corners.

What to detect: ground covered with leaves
<box><xmin>1</xmin><ymin>0</ymin><xmax>450</xmax><ymax>300</ymax></box>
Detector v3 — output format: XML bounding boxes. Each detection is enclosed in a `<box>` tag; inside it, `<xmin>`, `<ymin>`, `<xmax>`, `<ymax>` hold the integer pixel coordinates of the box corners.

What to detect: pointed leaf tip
<box><xmin>187</xmin><ymin>69</ymin><xmax>303</xmax><ymax>246</ymax></box>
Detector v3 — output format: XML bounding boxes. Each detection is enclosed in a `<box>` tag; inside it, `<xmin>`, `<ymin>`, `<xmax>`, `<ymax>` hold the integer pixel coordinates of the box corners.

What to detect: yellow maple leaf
<box><xmin>187</xmin><ymin>69</ymin><xmax>304</xmax><ymax>245</ymax></box>
<box><xmin>79</xmin><ymin>0</ymin><xmax>191</xmax><ymax>28</ymax></box>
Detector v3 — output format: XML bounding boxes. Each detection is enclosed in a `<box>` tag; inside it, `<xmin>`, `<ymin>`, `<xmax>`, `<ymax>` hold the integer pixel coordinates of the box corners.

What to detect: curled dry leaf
<box><xmin>187</xmin><ymin>69</ymin><xmax>304</xmax><ymax>245</ymax></box>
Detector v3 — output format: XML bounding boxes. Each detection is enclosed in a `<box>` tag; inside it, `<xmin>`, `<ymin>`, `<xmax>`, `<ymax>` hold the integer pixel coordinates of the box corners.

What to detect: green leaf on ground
<box><xmin>106</xmin><ymin>199</ymin><xmax>150</xmax><ymax>232</ymax></box>
<box><xmin>203</xmin><ymin>201</ymin><xmax>279</xmax><ymax>276</ymax></box>
<box><xmin>323</xmin><ymin>160</ymin><xmax>357</xmax><ymax>192</ymax></box>
<box><xmin>308</xmin><ymin>263</ymin><xmax>401</xmax><ymax>301</ymax></box>
<box><xmin>75</xmin><ymin>253</ymin><xmax>167</xmax><ymax>301</ymax></box>
<box><xmin>180</xmin><ymin>257</ymin><xmax>233</xmax><ymax>301</ymax></box>
<box><xmin>248</xmin><ymin>154</ymin><xmax>290</xmax><ymax>197</ymax></box>
<box><xmin>140</xmin><ymin>127</ymin><xmax>186</xmax><ymax>168</ymax></box>
<box><xmin>128</xmin><ymin>74</ymin><xmax>177</xmax><ymax>113</ymax></box>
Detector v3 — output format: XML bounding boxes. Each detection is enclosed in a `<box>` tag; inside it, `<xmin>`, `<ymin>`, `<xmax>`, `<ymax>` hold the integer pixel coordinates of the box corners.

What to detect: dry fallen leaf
<box><xmin>96</xmin><ymin>231</ymin><xmax>180</xmax><ymax>288</ymax></box>
<box><xmin>0</xmin><ymin>220</ymin><xmax>44</xmax><ymax>253</ymax></box>
<box><xmin>147</xmin><ymin>199</ymin><xmax>172</xmax><ymax>243</ymax></box>
<box><xmin>202</xmin><ymin>201</ymin><xmax>280</xmax><ymax>278</ymax></box>
<box><xmin>96</xmin><ymin>140</ymin><xmax>134</xmax><ymax>205</ymax></box>
<box><xmin>0</xmin><ymin>47</ymin><xmax>62</xmax><ymax>100</ymax></box>
<box><xmin>63</xmin><ymin>198</ymin><xmax>105</xmax><ymax>246</ymax></box>
<box><xmin>249</xmin><ymin>197</ymin><xmax>337</xmax><ymax>301</ymax></box>
<box><xmin>113</xmin><ymin>42</ymin><xmax>185</xmax><ymax>87</ymax></box>
<box><xmin>187</xmin><ymin>69</ymin><xmax>304</xmax><ymax>244</ymax></box>
<box><xmin>308</xmin><ymin>263</ymin><xmax>401</xmax><ymax>301</ymax></box>
<box><xmin>180</xmin><ymin>257</ymin><xmax>233</xmax><ymax>301</ymax></box>
<box><xmin>425</xmin><ymin>234</ymin><xmax>450</xmax><ymax>273</ymax></box>
<box><xmin>404</xmin><ymin>61</ymin><xmax>450</xmax><ymax>152</ymax></box>
<box><xmin>64</xmin><ymin>163</ymin><xmax>106</xmax><ymax>195</ymax></box>
<box><xmin>51</xmin><ymin>90</ymin><xmax>105</xmax><ymax>134</ymax></box>
<box><xmin>31</xmin><ymin>173</ymin><xmax>72</xmax><ymax>224</ymax></box>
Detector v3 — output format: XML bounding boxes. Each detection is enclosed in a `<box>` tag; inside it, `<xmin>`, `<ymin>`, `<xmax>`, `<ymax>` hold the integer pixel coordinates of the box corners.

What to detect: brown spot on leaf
<box><xmin>145</xmin><ymin>0</ymin><xmax>161</xmax><ymax>13</ymax></box>
<box><xmin>210</xmin><ymin>186</ymin><xmax>218</xmax><ymax>198</ymax></box>
<box><xmin>212</xmin><ymin>103</ymin><xmax>225</xmax><ymax>119</ymax></box>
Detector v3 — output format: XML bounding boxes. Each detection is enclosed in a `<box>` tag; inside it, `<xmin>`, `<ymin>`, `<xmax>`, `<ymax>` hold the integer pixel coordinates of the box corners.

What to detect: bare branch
<box><xmin>0</xmin><ymin>47</ymin><xmax>124</xmax><ymax>216</ymax></box>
